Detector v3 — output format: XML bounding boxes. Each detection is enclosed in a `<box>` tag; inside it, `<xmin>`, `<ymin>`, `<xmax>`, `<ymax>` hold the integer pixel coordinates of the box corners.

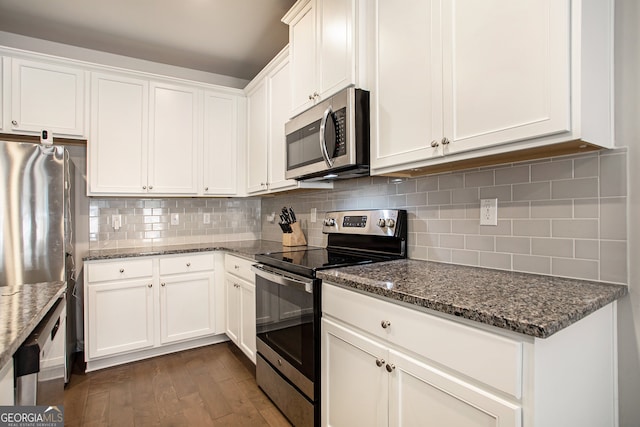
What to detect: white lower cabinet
<box><xmin>84</xmin><ymin>253</ymin><xmax>226</xmax><ymax>371</ymax></box>
<box><xmin>224</xmin><ymin>254</ymin><xmax>256</xmax><ymax>363</ymax></box>
<box><xmin>0</xmin><ymin>358</ymin><xmax>14</xmax><ymax>406</ymax></box>
<box><xmin>322</xmin><ymin>283</ymin><xmax>618</xmax><ymax>427</ymax></box>
<box><xmin>322</xmin><ymin>318</ymin><xmax>519</xmax><ymax>427</ymax></box>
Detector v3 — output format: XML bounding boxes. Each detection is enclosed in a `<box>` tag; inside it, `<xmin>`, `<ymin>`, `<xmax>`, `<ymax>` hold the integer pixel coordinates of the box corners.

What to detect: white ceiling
<box><xmin>0</xmin><ymin>0</ymin><xmax>296</xmax><ymax>81</ymax></box>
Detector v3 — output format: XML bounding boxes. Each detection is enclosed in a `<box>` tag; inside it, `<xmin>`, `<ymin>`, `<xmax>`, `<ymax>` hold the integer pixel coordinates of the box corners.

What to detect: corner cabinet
<box><xmin>245</xmin><ymin>47</ymin><xmax>333</xmax><ymax>195</ymax></box>
<box><xmin>224</xmin><ymin>254</ymin><xmax>256</xmax><ymax>363</ymax></box>
<box><xmin>322</xmin><ymin>284</ymin><xmax>618</xmax><ymax>427</ymax></box>
<box><xmin>88</xmin><ymin>70</ymin><xmax>244</xmax><ymax>197</ymax></box>
<box><xmin>84</xmin><ymin>253</ymin><xmax>227</xmax><ymax>371</ymax></box>
<box><xmin>2</xmin><ymin>56</ymin><xmax>86</xmax><ymax>138</ymax></box>
<box><xmin>282</xmin><ymin>0</ymin><xmax>370</xmax><ymax>116</ymax></box>
<box><xmin>370</xmin><ymin>0</ymin><xmax>614</xmax><ymax>176</ymax></box>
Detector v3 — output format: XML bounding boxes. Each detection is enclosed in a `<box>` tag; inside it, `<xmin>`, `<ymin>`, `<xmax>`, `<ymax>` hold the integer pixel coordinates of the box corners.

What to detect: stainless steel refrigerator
<box><xmin>0</xmin><ymin>140</ymin><xmax>80</xmax><ymax>383</ymax></box>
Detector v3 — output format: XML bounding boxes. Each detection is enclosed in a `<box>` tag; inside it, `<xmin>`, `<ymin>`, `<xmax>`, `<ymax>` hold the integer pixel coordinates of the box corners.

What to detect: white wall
<box><xmin>0</xmin><ymin>31</ymin><xmax>249</xmax><ymax>89</ymax></box>
<box><xmin>616</xmin><ymin>0</ymin><xmax>640</xmax><ymax>425</ymax></box>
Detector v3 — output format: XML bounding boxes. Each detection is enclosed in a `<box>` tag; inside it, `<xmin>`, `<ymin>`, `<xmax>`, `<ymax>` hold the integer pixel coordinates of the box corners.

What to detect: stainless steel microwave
<box><xmin>285</xmin><ymin>87</ymin><xmax>370</xmax><ymax>181</ymax></box>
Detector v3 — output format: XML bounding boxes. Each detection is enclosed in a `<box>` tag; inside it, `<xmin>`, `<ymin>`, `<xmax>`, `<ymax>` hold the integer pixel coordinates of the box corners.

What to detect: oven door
<box><xmin>252</xmin><ymin>264</ymin><xmax>317</xmax><ymax>398</ymax></box>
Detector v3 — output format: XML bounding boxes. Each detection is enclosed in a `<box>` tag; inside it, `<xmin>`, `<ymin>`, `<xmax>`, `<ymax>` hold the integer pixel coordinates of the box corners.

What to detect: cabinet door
<box><xmin>388</xmin><ymin>349</ymin><xmax>521</xmax><ymax>427</ymax></box>
<box><xmin>87</xmin><ymin>279</ymin><xmax>154</xmax><ymax>359</ymax></box>
<box><xmin>246</xmin><ymin>79</ymin><xmax>269</xmax><ymax>194</ymax></box>
<box><xmin>289</xmin><ymin>0</ymin><xmax>317</xmax><ymax>114</ymax></box>
<box><xmin>317</xmin><ymin>0</ymin><xmax>354</xmax><ymax>99</ymax></box>
<box><xmin>160</xmin><ymin>272</ymin><xmax>215</xmax><ymax>344</ymax></box>
<box><xmin>266</xmin><ymin>58</ymin><xmax>297</xmax><ymax>192</ymax></box>
<box><xmin>238</xmin><ymin>278</ymin><xmax>256</xmax><ymax>363</ymax></box>
<box><xmin>89</xmin><ymin>72</ymin><xmax>148</xmax><ymax>194</ymax></box>
<box><xmin>441</xmin><ymin>0</ymin><xmax>571</xmax><ymax>155</ymax></box>
<box><xmin>148</xmin><ymin>82</ymin><xmax>200</xmax><ymax>195</ymax></box>
<box><xmin>0</xmin><ymin>360</ymin><xmax>13</xmax><ymax>406</ymax></box>
<box><xmin>225</xmin><ymin>273</ymin><xmax>241</xmax><ymax>344</ymax></box>
<box><xmin>322</xmin><ymin>318</ymin><xmax>388</xmax><ymax>427</ymax></box>
<box><xmin>11</xmin><ymin>58</ymin><xmax>85</xmax><ymax>136</ymax></box>
<box><xmin>203</xmin><ymin>91</ymin><xmax>238</xmax><ymax>195</ymax></box>
<box><xmin>370</xmin><ymin>0</ymin><xmax>444</xmax><ymax>171</ymax></box>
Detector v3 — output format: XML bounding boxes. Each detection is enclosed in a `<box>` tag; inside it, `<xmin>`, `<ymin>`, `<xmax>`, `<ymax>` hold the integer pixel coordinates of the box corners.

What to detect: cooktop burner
<box><xmin>255</xmin><ymin>248</ymin><xmax>384</xmax><ymax>277</ymax></box>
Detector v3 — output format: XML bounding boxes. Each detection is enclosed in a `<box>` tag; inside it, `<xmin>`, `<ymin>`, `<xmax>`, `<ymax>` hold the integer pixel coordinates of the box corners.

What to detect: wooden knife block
<box><xmin>283</xmin><ymin>222</ymin><xmax>307</xmax><ymax>247</ymax></box>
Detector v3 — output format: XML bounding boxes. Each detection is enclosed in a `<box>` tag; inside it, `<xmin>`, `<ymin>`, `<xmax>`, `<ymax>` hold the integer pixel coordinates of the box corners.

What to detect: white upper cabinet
<box><xmin>370</xmin><ymin>0</ymin><xmax>614</xmax><ymax>176</ymax></box>
<box><xmin>246</xmin><ymin>77</ymin><xmax>269</xmax><ymax>194</ymax></box>
<box><xmin>203</xmin><ymin>91</ymin><xmax>242</xmax><ymax>195</ymax></box>
<box><xmin>89</xmin><ymin>72</ymin><xmax>149</xmax><ymax>194</ymax></box>
<box><xmin>148</xmin><ymin>82</ymin><xmax>200</xmax><ymax>195</ymax></box>
<box><xmin>9</xmin><ymin>58</ymin><xmax>86</xmax><ymax>137</ymax></box>
<box><xmin>88</xmin><ymin>68</ymin><xmax>244</xmax><ymax>197</ymax></box>
<box><xmin>245</xmin><ymin>47</ymin><xmax>332</xmax><ymax>195</ymax></box>
<box><xmin>283</xmin><ymin>0</ymin><xmax>368</xmax><ymax>116</ymax></box>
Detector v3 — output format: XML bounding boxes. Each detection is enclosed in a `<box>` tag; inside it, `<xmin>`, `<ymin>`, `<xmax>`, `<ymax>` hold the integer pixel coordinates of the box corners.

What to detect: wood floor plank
<box><xmin>64</xmin><ymin>343</ymin><xmax>292</xmax><ymax>427</ymax></box>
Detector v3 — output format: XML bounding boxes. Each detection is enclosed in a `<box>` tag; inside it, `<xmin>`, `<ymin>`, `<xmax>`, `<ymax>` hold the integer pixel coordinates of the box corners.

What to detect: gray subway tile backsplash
<box><xmin>90</xmin><ymin>149</ymin><xmax>627</xmax><ymax>285</ymax></box>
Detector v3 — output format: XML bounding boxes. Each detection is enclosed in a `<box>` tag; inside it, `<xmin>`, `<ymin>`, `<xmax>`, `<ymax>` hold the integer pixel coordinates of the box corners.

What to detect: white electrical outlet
<box><xmin>111</xmin><ymin>214</ymin><xmax>122</xmax><ymax>230</ymax></box>
<box><xmin>203</xmin><ymin>213</ymin><xmax>211</xmax><ymax>224</ymax></box>
<box><xmin>310</xmin><ymin>208</ymin><xmax>317</xmax><ymax>223</ymax></box>
<box><xmin>170</xmin><ymin>213</ymin><xmax>180</xmax><ymax>225</ymax></box>
<box><xmin>480</xmin><ymin>198</ymin><xmax>498</xmax><ymax>226</ymax></box>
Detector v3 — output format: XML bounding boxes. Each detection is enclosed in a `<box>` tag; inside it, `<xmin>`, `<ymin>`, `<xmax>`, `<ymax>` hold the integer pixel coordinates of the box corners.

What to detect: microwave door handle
<box><xmin>319</xmin><ymin>105</ymin><xmax>334</xmax><ymax>168</ymax></box>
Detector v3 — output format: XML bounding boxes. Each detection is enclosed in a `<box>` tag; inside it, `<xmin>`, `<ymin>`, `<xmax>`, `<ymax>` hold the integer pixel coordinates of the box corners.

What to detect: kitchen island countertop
<box><xmin>0</xmin><ymin>281</ymin><xmax>67</xmax><ymax>369</ymax></box>
<box><xmin>317</xmin><ymin>259</ymin><xmax>627</xmax><ymax>338</ymax></box>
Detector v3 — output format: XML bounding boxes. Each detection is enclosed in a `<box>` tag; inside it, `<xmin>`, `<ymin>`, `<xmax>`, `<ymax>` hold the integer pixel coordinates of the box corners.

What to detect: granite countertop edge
<box><xmin>317</xmin><ymin>259</ymin><xmax>628</xmax><ymax>339</ymax></box>
<box><xmin>0</xmin><ymin>281</ymin><xmax>67</xmax><ymax>369</ymax></box>
<box><xmin>83</xmin><ymin>240</ymin><xmax>307</xmax><ymax>262</ymax></box>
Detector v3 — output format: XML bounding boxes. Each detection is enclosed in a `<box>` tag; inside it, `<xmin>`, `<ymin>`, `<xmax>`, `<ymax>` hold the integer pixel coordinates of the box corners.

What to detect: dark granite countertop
<box><xmin>84</xmin><ymin>240</ymin><xmax>311</xmax><ymax>262</ymax></box>
<box><xmin>0</xmin><ymin>281</ymin><xmax>67</xmax><ymax>368</ymax></box>
<box><xmin>317</xmin><ymin>259</ymin><xmax>627</xmax><ymax>339</ymax></box>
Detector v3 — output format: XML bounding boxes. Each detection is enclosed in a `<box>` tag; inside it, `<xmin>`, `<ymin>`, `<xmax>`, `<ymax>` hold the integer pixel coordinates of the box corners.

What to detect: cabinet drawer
<box><xmin>225</xmin><ymin>254</ymin><xmax>255</xmax><ymax>283</ymax></box>
<box><xmin>159</xmin><ymin>253</ymin><xmax>214</xmax><ymax>275</ymax></box>
<box><xmin>87</xmin><ymin>258</ymin><xmax>153</xmax><ymax>282</ymax></box>
<box><xmin>323</xmin><ymin>284</ymin><xmax>523</xmax><ymax>399</ymax></box>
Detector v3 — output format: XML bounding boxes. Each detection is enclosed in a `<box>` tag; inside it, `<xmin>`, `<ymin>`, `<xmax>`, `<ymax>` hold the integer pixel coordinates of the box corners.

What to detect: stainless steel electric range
<box><xmin>252</xmin><ymin>209</ymin><xmax>408</xmax><ymax>426</ymax></box>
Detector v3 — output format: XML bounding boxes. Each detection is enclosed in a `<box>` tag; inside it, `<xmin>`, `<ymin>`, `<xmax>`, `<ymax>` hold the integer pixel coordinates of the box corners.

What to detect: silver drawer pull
<box><xmin>119</xmin><ymin>268</ymin><xmax>125</xmax><ymax>273</ymax></box>
<box><xmin>186</xmin><ymin>262</ymin><xmax>191</xmax><ymax>267</ymax></box>
<box><xmin>381</xmin><ymin>320</ymin><xmax>391</xmax><ymax>329</ymax></box>
<box><xmin>386</xmin><ymin>363</ymin><xmax>396</xmax><ymax>373</ymax></box>
<box><xmin>375</xmin><ymin>358</ymin><xmax>385</xmax><ymax>367</ymax></box>
<box><xmin>147</xmin><ymin>283</ymin><xmax>153</xmax><ymax>288</ymax></box>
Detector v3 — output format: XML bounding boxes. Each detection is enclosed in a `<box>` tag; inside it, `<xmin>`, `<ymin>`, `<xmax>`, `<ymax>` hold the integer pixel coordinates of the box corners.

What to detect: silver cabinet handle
<box><xmin>381</xmin><ymin>320</ymin><xmax>391</xmax><ymax>329</ymax></box>
<box><xmin>119</xmin><ymin>268</ymin><xmax>125</xmax><ymax>273</ymax></box>
<box><xmin>386</xmin><ymin>363</ymin><xmax>396</xmax><ymax>373</ymax></box>
<box><xmin>441</xmin><ymin>137</ymin><xmax>450</xmax><ymax>145</ymax></box>
<box><xmin>147</xmin><ymin>283</ymin><xmax>153</xmax><ymax>288</ymax></box>
<box><xmin>313</xmin><ymin>91</ymin><xmax>319</xmax><ymax>99</ymax></box>
<box><xmin>204</xmin><ymin>187</ymin><xmax>209</xmax><ymax>191</ymax></box>
<box><xmin>308</xmin><ymin>94</ymin><xmax>314</xmax><ymax>100</ymax></box>
<box><xmin>430</xmin><ymin>140</ymin><xmax>439</xmax><ymax>148</ymax></box>
<box><xmin>375</xmin><ymin>358</ymin><xmax>385</xmax><ymax>367</ymax></box>
<box><xmin>234</xmin><ymin>265</ymin><xmax>240</xmax><ymax>270</ymax></box>
<box><xmin>148</xmin><ymin>185</ymin><xmax>153</xmax><ymax>190</ymax></box>
<box><xmin>161</xmin><ymin>282</ymin><xmax>166</xmax><ymax>287</ymax></box>
<box><xmin>143</xmin><ymin>186</ymin><xmax>147</xmax><ymax>190</ymax></box>
<box><xmin>11</xmin><ymin>120</ymin><xmax>18</xmax><ymax>126</ymax></box>
<box><xmin>186</xmin><ymin>262</ymin><xmax>191</xmax><ymax>267</ymax></box>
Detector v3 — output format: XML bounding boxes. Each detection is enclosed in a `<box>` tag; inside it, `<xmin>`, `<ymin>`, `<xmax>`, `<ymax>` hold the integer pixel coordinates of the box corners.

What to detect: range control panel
<box><xmin>322</xmin><ymin>209</ymin><xmax>406</xmax><ymax>237</ymax></box>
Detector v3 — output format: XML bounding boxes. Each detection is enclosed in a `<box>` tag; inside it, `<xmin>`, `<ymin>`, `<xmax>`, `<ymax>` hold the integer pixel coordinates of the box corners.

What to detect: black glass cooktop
<box><xmin>255</xmin><ymin>248</ymin><xmax>386</xmax><ymax>278</ymax></box>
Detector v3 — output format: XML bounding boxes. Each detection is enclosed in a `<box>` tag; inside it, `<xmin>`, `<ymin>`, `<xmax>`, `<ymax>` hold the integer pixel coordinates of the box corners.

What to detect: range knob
<box><xmin>386</xmin><ymin>219</ymin><xmax>396</xmax><ymax>228</ymax></box>
<box><xmin>324</xmin><ymin>218</ymin><xmax>336</xmax><ymax>227</ymax></box>
<box><xmin>377</xmin><ymin>218</ymin><xmax>387</xmax><ymax>228</ymax></box>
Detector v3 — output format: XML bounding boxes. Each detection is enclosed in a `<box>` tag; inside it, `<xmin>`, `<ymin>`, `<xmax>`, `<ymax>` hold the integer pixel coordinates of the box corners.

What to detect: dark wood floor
<box><xmin>64</xmin><ymin>343</ymin><xmax>292</xmax><ymax>427</ymax></box>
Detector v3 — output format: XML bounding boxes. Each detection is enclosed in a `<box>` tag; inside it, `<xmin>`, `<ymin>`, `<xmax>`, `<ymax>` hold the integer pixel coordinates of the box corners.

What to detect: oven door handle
<box><xmin>251</xmin><ymin>264</ymin><xmax>314</xmax><ymax>294</ymax></box>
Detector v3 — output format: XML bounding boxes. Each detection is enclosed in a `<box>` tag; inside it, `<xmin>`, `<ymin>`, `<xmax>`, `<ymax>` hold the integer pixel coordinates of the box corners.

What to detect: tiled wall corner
<box><xmin>261</xmin><ymin>149</ymin><xmax>629</xmax><ymax>285</ymax></box>
<box><xmin>89</xmin><ymin>197</ymin><xmax>261</xmax><ymax>249</ymax></box>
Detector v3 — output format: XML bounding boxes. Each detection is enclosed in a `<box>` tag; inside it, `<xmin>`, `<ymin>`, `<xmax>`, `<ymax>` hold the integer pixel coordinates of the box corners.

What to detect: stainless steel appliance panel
<box><xmin>0</xmin><ymin>142</ymin><xmax>66</xmax><ymax>287</ymax></box>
